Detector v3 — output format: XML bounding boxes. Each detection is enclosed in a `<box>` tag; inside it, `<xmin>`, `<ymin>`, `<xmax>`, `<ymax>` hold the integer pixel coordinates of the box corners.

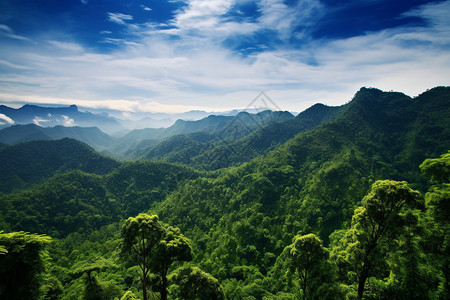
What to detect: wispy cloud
<box><xmin>0</xmin><ymin>1</ymin><xmax>449</xmax><ymax>114</ymax></box>
<box><xmin>0</xmin><ymin>113</ymin><xmax>15</xmax><ymax>125</ymax></box>
<box><xmin>48</xmin><ymin>40</ymin><xmax>84</xmax><ymax>52</ymax></box>
<box><xmin>258</xmin><ymin>0</ymin><xmax>323</xmax><ymax>40</ymax></box>
<box><xmin>107</xmin><ymin>12</ymin><xmax>133</xmax><ymax>25</ymax></box>
<box><xmin>0</xmin><ymin>24</ymin><xmax>32</xmax><ymax>42</ymax></box>
<box><xmin>61</xmin><ymin>115</ymin><xmax>75</xmax><ymax>126</ymax></box>
<box><xmin>33</xmin><ymin>116</ymin><xmax>51</xmax><ymax>126</ymax></box>
<box><xmin>0</xmin><ymin>59</ymin><xmax>31</xmax><ymax>70</ymax></box>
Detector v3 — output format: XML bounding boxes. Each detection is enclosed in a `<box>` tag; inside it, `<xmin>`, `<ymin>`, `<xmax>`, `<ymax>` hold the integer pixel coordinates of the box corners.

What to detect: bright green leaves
<box><xmin>332</xmin><ymin>180</ymin><xmax>421</xmax><ymax>298</ymax></box>
<box><xmin>120</xmin><ymin>213</ymin><xmax>193</xmax><ymax>300</ymax></box>
<box><xmin>120</xmin><ymin>213</ymin><xmax>164</xmax><ymax>300</ymax></box>
<box><xmin>0</xmin><ymin>231</ymin><xmax>51</xmax><ymax>300</ymax></box>
<box><xmin>286</xmin><ymin>234</ymin><xmax>331</xmax><ymax>300</ymax></box>
<box><xmin>169</xmin><ymin>266</ymin><xmax>224</xmax><ymax>300</ymax></box>
<box><xmin>420</xmin><ymin>151</ymin><xmax>450</xmax><ymax>184</ymax></box>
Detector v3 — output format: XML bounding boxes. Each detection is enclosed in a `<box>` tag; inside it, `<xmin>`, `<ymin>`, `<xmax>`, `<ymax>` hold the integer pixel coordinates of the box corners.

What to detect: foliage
<box><xmin>287</xmin><ymin>234</ymin><xmax>331</xmax><ymax>299</ymax></box>
<box><xmin>0</xmin><ymin>138</ymin><xmax>119</xmax><ymax>193</ymax></box>
<box><xmin>169</xmin><ymin>266</ymin><xmax>225</xmax><ymax>300</ymax></box>
<box><xmin>0</xmin><ymin>231</ymin><xmax>51</xmax><ymax>300</ymax></box>
<box><xmin>332</xmin><ymin>180</ymin><xmax>422</xmax><ymax>298</ymax></box>
<box><xmin>0</xmin><ymin>87</ymin><xmax>449</xmax><ymax>299</ymax></box>
<box><xmin>121</xmin><ymin>214</ymin><xmax>164</xmax><ymax>300</ymax></box>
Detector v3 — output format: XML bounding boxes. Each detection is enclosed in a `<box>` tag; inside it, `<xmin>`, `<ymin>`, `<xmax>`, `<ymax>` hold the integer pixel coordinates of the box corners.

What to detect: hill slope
<box><xmin>0</xmin><ymin>138</ymin><xmax>120</xmax><ymax>193</ymax></box>
<box><xmin>110</xmin><ymin>110</ymin><xmax>294</xmax><ymax>157</ymax></box>
<box><xmin>155</xmin><ymin>87</ymin><xmax>450</xmax><ymax>280</ymax></box>
<box><xmin>0</xmin><ymin>124</ymin><xmax>114</xmax><ymax>150</ymax></box>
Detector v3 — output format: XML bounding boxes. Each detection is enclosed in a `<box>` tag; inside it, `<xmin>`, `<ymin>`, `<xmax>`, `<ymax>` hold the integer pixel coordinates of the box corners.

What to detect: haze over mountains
<box><xmin>0</xmin><ymin>103</ymin><xmax>281</xmax><ymax>134</ymax></box>
<box><xmin>0</xmin><ymin>103</ymin><xmax>295</xmax><ymax>159</ymax></box>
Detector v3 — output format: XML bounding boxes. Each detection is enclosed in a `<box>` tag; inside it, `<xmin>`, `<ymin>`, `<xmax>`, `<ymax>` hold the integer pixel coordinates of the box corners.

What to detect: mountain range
<box><xmin>0</xmin><ymin>86</ymin><xmax>449</xmax><ymax>299</ymax></box>
<box><xmin>0</xmin><ymin>109</ymin><xmax>295</xmax><ymax>157</ymax></box>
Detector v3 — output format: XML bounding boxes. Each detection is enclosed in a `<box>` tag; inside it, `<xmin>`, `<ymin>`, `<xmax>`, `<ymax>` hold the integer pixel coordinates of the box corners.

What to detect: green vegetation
<box><xmin>0</xmin><ymin>87</ymin><xmax>449</xmax><ymax>299</ymax></box>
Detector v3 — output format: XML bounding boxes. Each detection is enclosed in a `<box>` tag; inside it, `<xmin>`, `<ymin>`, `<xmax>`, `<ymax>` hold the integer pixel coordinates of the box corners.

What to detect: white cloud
<box><xmin>0</xmin><ymin>24</ymin><xmax>32</xmax><ymax>42</ymax></box>
<box><xmin>141</xmin><ymin>5</ymin><xmax>152</xmax><ymax>11</ymax></box>
<box><xmin>61</xmin><ymin>115</ymin><xmax>75</xmax><ymax>126</ymax></box>
<box><xmin>80</xmin><ymin>0</ymin><xmax>88</xmax><ymax>4</ymax></box>
<box><xmin>0</xmin><ymin>113</ymin><xmax>15</xmax><ymax>125</ymax></box>
<box><xmin>0</xmin><ymin>59</ymin><xmax>31</xmax><ymax>70</ymax></box>
<box><xmin>48</xmin><ymin>41</ymin><xmax>84</xmax><ymax>52</ymax></box>
<box><xmin>33</xmin><ymin>116</ymin><xmax>51</xmax><ymax>126</ymax></box>
<box><xmin>107</xmin><ymin>12</ymin><xmax>133</xmax><ymax>25</ymax></box>
<box><xmin>0</xmin><ymin>1</ymin><xmax>449</xmax><ymax>114</ymax></box>
<box><xmin>0</xmin><ymin>24</ymin><xmax>13</xmax><ymax>33</ymax></box>
<box><xmin>258</xmin><ymin>0</ymin><xmax>323</xmax><ymax>40</ymax></box>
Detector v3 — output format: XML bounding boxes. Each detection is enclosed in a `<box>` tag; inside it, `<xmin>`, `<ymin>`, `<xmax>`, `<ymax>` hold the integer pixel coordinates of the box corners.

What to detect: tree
<box><xmin>120</xmin><ymin>213</ymin><xmax>164</xmax><ymax>300</ymax></box>
<box><xmin>71</xmin><ymin>257</ymin><xmax>118</xmax><ymax>299</ymax></box>
<box><xmin>150</xmin><ymin>225</ymin><xmax>193</xmax><ymax>300</ymax></box>
<box><xmin>71</xmin><ymin>257</ymin><xmax>117</xmax><ymax>287</ymax></box>
<box><xmin>287</xmin><ymin>233</ymin><xmax>329</xmax><ymax>300</ymax></box>
<box><xmin>169</xmin><ymin>266</ymin><xmax>225</xmax><ymax>300</ymax></box>
<box><xmin>420</xmin><ymin>152</ymin><xmax>450</xmax><ymax>298</ymax></box>
<box><xmin>0</xmin><ymin>231</ymin><xmax>51</xmax><ymax>300</ymax></box>
<box><xmin>332</xmin><ymin>180</ymin><xmax>421</xmax><ymax>298</ymax></box>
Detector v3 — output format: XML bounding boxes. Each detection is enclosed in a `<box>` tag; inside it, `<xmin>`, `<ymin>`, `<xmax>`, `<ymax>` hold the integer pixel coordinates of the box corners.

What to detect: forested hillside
<box><xmin>0</xmin><ymin>138</ymin><xmax>119</xmax><ymax>194</ymax></box>
<box><xmin>109</xmin><ymin>110</ymin><xmax>294</xmax><ymax>159</ymax></box>
<box><xmin>0</xmin><ymin>124</ymin><xmax>114</xmax><ymax>150</ymax></box>
<box><xmin>0</xmin><ymin>87</ymin><xmax>449</xmax><ymax>300</ymax></box>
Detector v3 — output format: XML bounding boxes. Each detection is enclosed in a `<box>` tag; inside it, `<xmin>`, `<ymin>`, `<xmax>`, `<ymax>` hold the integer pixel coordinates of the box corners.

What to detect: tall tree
<box><xmin>287</xmin><ymin>233</ymin><xmax>329</xmax><ymax>300</ymax></box>
<box><xmin>0</xmin><ymin>231</ymin><xmax>51</xmax><ymax>300</ymax></box>
<box><xmin>120</xmin><ymin>214</ymin><xmax>164</xmax><ymax>300</ymax></box>
<box><xmin>150</xmin><ymin>225</ymin><xmax>193</xmax><ymax>300</ymax></box>
<box><xmin>332</xmin><ymin>180</ymin><xmax>421</xmax><ymax>298</ymax></box>
<box><xmin>420</xmin><ymin>152</ymin><xmax>450</xmax><ymax>298</ymax></box>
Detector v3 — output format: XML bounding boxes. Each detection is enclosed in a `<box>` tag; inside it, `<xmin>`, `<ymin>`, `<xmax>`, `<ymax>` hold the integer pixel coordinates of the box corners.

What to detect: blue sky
<box><xmin>0</xmin><ymin>0</ymin><xmax>449</xmax><ymax>114</ymax></box>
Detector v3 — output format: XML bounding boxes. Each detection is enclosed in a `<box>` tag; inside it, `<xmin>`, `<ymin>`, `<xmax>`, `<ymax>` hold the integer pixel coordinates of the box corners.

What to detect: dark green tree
<box><xmin>120</xmin><ymin>214</ymin><xmax>164</xmax><ymax>300</ymax></box>
<box><xmin>420</xmin><ymin>152</ymin><xmax>450</xmax><ymax>298</ymax></box>
<box><xmin>150</xmin><ymin>225</ymin><xmax>193</xmax><ymax>300</ymax></box>
<box><xmin>0</xmin><ymin>231</ymin><xmax>51</xmax><ymax>300</ymax></box>
<box><xmin>332</xmin><ymin>180</ymin><xmax>421</xmax><ymax>298</ymax></box>
<box><xmin>287</xmin><ymin>233</ymin><xmax>330</xmax><ymax>300</ymax></box>
<box><xmin>72</xmin><ymin>257</ymin><xmax>117</xmax><ymax>287</ymax></box>
<box><xmin>71</xmin><ymin>257</ymin><xmax>118</xmax><ymax>299</ymax></box>
<box><xmin>169</xmin><ymin>266</ymin><xmax>225</xmax><ymax>300</ymax></box>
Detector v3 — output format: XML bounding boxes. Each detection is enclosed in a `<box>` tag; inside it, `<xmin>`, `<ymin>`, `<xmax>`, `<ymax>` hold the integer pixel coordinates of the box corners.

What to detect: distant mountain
<box><xmin>0</xmin><ymin>124</ymin><xmax>113</xmax><ymax>150</ymax></box>
<box><xmin>0</xmin><ymin>138</ymin><xmax>120</xmax><ymax>193</ymax></box>
<box><xmin>189</xmin><ymin>103</ymin><xmax>345</xmax><ymax>169</ymax></box>
<box><xmin>0</xmin><ymin>104</ymin><xmax>124</xmax><ymax>134</ymax></box>
<box><xmin>134</xmin><ymin>106</ymin><xmax>340</xmax><ymax>166</ymax></box>
<box><xmin>111</xmin><ymin>110</ymin><xmax>294</xmax><ymax>157</ymax></box>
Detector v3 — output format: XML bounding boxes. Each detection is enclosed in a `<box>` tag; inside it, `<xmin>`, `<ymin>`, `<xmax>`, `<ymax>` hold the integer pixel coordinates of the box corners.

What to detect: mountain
<box><xmin>110</xmin><ymin>110</ymin><xmax>294</xmax><ymax>157</ymax></box>
<box><xmin>0</xmin><ymin>138</ymin><xmax>120</xmax><ymax>193</ymax></box>
<box><xmin>135</xmin><ymin>132</ymin><xmax>217</xmax><ymax>163</ymax></box>
<box><xmin>189</xmin><ymin>103</ymin><xmax>345</xmax><ymax>169</ymax></box>
<box><xmin>0</xmin><ymin>124</ymin><xmax>114</xmax><ymax>150</ymax></box>
<box><xmin>0</xmin><ymin>160</ymin><xmax>200</xmax><ymax>237</ymax></box>
<box><xmin>1</xmin><ymin>86</ymin><xmax>449</xmax><ymax>299</ymax></box>
<box><xmin>0</xmin><ymin>104</ymin><xmax>124</xmax><ymax>134</ymax></box>
<box><xmin>133</xmin><ymin>105</ymin><xmax>341</xmax><ymax>168</ymax></box>
<box><xmin>155</xmin><ymin>86</ymin><xmax>449</xmax><ymax>276</ymax></box>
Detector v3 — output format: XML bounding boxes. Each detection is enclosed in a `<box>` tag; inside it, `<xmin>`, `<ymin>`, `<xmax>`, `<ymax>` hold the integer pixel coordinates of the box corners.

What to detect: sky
<box><xmin>0</xmin><ymin>0</ymin><xmax>449</xmax><ymax>114</ymax></box>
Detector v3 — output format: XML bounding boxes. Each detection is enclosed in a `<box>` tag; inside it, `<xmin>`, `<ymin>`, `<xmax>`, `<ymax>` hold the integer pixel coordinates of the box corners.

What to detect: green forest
<box><xmin>0</xmin><ymin>87</ymin><xmax>449</xmax><ymax>299</ymax></box>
